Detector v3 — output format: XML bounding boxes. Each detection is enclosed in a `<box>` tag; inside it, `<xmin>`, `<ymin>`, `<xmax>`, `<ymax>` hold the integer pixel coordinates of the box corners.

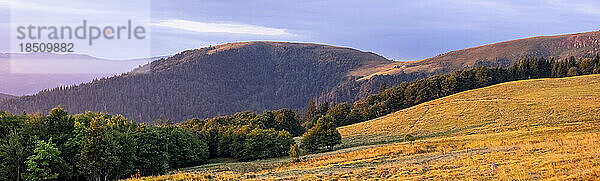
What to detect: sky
<box><xmin>1</xmin><ymin>0</ymin><xmax>600</xmax><ymax>60</ymax></box>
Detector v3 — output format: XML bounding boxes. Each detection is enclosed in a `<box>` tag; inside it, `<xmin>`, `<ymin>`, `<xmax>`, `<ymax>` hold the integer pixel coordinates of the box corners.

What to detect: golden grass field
<box><xmin>127</xmin><ymin>74</ymin><xmax>600</xmax><ymax>180</ymax></box>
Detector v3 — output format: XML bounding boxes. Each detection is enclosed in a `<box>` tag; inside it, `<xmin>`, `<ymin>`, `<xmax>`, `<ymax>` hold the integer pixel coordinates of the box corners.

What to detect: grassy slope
<box><xmin>128</xmin><ymin>75</ymin><xmax>600</xmax><ymax>180</ymax></box>
<box><xmin>360</xmin><ymin>31</ymin><xmax>600</xmax><ymax>80</ymax></box>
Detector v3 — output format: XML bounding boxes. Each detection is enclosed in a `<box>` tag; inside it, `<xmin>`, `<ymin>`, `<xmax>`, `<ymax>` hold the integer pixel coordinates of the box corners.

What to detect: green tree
<box><xmin>404</xmin><ymin>134</ymin><xmax>415</xmax><ymax>143</ymax></box>
<box><xmin>161</xmin><ymin>126</ymin><xmax>209</xmax><ymax>168</ymax></box>
<box><xmin>134</xmin><ymin>126</ymin><xmax>169</xmax><ymax>176</ymax></box>
<box><xmin>303</xmin><ymin>98</ymin><xmax>318</xmax><ymax>129</ymax></box>
<box><xmin>326</xmin><ymin>103</ymin><xmax>351</xmax><ymax>126</ymax></box>
<box><xmin>76</xmin><ymin>113</ymin><xmax>136</xmax><ymax>181</ymax></box>
<box><xmin>23</xmin><ymin>138</ymin><xmax>66</xmax><ymax>181</ymax></box>
<box><xmin>579</xmin><ymin>58</ymin><xmax>595</xmax><ymax>75</ymax></box>
<box><xmin>0</xmin><ymin>131</ymin><xmax>28</xmax><ymax>181</ymax></box>
<box><xmin>300</xmin><ymin>115</ymin><xmax>342</xmax><ymax>153</ymax></box>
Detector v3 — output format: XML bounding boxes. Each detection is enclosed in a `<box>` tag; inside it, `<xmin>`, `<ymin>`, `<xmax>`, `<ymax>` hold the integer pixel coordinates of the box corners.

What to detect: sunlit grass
<box><xmin>127</xmin><ymin>74</ymin><xmax>600</xmax><ymax>180</ymax></box>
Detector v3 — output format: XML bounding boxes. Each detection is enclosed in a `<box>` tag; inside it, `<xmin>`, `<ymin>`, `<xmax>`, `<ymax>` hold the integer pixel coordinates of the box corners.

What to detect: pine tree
<box><xmin>303</xmin><ymin>98</ymin><xmax>317</xmax><ymax>128</ymax></box>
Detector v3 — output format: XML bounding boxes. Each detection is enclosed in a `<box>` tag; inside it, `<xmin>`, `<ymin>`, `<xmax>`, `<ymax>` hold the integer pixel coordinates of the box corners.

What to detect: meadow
<box><xmin>128</xmin><ymin>74</ymin><xmax>600</xmax><ymax>180</ymax></box>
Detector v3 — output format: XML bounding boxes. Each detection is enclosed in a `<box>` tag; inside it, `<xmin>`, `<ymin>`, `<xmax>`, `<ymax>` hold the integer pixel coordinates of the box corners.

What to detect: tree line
<box><xmin>0</xmin><ymin>107</ymin><xmax>309</xmax><ymax>180</ymax></box>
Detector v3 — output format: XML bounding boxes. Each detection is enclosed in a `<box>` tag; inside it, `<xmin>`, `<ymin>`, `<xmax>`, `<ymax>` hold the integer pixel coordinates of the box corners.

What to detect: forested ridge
<box><xmin>0</xmin><ymin>42</ymin><xmax>392</xmax><ymax>123</ymax></box>
<box><xmin>3</xmin><ymin>34</ymin><xmax>600</xmax><ymax>123</ymax></box>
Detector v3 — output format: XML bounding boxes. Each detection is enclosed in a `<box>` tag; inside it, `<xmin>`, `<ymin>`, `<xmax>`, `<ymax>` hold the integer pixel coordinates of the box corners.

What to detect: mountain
<box><xmin>3</xmin><ymin>31</ymin><xmax>600</xmax><ymax>122</ymax></box>
<box><xmin>0</xmin><ymin>42</ymin><xmax>392</xmax><ymax>122</ymax></box>
<box><xmin>318</xmin><ymin>31</ymin><xmax>600</xmax><ymax>104</ymax></box>
<box><xmin>0</xmin><ymin>93</ymin><xmax>14</xmax><ymax>101</ymax></box>
<box><xmin>361</xmin><ymin>31</ymin><xmax>600</xmax><ymax>78</ymax></box>
<box><xmin>0</xmin><ymin>53</ymin><xmax>156</xmax><ymax>95</ymax></box>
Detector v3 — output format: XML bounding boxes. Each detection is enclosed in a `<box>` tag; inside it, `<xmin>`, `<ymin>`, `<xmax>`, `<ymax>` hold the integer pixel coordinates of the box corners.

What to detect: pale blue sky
<box><xmin>2</xmin><ymin>0</ymin><xmax>600</xmax><ymax>60</ymax></box>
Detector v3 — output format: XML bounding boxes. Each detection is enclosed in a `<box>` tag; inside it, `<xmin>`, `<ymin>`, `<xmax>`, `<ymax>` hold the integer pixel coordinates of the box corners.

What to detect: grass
<box><xmin>126</xmin><ymin>74</ymin><xmax>600</xmax><ymax>180</ymax></box>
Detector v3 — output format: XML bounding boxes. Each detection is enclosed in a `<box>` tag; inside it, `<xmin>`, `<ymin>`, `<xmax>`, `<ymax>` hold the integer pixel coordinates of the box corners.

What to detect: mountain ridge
<box><xmin>0</xmin><ymin>41</ymin><xmax>392</xmax><ymax>122</ymax></box>
<box><xmin>2</xmin><ymin>31</ymin><xmax>600</xmax><ymax>122</ymax></box>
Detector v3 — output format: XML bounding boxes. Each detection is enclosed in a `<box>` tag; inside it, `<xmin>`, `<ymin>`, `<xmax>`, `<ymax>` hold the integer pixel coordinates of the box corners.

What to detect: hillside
<box><xmin>361</xmin><ymin>31</ymin><xmax>600</xmax><ymax>80</ymax></box>
<box><xmin>338</xmin><ymin>74</ymin><xmax>600</xmax><ymax>147</ymax></box>
<box><xmin>132</xmin><ymin>74</ymin><xmax>600</xmax><ymax>180</ymax></box>
<box><xmin>0</xmin><ymin>42</ymin><xmax>392</xmax><ymax>122</ymax></box>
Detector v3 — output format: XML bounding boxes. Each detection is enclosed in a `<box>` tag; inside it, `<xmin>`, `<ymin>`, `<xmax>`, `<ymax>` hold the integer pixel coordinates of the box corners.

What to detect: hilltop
<box><xmin>0</xmin><ymin>42</ymin><xmax>392</xmax><ymax>122</ymax></box>
<box><xmin>132</xmin><ymin>74</ymin><xmax>600</xmax><ymax>180</ymax></box>
<box><xmin>361</xmin><ymin>31</ymin><xmax>600</xmax><ymax>79</ymax></box>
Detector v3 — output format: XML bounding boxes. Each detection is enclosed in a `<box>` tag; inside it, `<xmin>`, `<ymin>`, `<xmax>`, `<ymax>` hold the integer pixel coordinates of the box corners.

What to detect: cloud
<box><xmin>153</xmin><ymin>19</ymin><xmax>293</xmax><ymax>36</ymax></box>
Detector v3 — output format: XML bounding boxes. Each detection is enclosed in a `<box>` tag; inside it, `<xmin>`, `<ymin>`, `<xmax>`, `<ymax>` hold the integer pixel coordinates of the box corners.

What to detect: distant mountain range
<box><xmin>0</xmin><ymin>53</ymin><xmax>162</xmax><ymax>95</ymax></box>
<box><xmin>1</xmin><ymin>31</ymin><xmax>600</xmax><ymax>122</ymax></box>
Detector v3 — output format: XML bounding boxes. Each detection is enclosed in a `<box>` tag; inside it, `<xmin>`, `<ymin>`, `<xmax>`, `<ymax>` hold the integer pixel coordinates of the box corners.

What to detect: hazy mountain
<box><xmin>0</xmin><ymin>53</ymin><xmax>159</xmax><ymax>95</ymax></box>
<box><xmin>0</xmin><ymin>42</ymin><xmax>392</xmax><ymax>122</ymax></box>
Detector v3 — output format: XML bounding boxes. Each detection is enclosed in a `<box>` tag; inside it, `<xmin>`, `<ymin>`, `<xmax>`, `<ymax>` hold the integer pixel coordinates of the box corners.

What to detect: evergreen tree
<box><xmin>303</xmin><ymin>98</ymin><xmax>317</xmax><ymax>129</ymax></box>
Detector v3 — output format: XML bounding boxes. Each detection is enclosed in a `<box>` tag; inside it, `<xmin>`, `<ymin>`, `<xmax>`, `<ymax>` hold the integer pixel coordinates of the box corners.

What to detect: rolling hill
<box><xmin>360</xmin><ymin>31</ymin><xmax>600</xmax><ymax>79</ymax></box>
<box><xmin>0</xmin><ymin>42</ymin><xmax>392</xmax><ymax>122</ymax></box>
<box><xmin>132</xmin><ymin>74</ymin><xmax>600</xmax><ymax>180</ymax></box>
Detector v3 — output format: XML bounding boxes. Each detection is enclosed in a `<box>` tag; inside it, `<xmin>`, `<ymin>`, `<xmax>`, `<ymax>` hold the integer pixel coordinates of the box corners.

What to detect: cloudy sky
<box><xmin>1</xmin><ymin>0</ymin><xmax>600</xmax><ymax>60</ymax></box>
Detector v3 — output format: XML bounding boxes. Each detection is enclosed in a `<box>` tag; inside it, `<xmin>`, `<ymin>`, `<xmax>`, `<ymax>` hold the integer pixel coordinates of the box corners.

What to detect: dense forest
<box><xmin>0</xmin><ymin>42</ymin><xmax>392</xmax><ymax>123</ymax></box>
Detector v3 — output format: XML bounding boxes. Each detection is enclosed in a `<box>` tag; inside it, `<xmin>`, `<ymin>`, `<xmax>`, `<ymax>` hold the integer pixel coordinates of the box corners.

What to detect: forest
<box><xmin>1</xmin><ymin>55</ymin><xmax>598</xmax><ymax>180</ymax></box>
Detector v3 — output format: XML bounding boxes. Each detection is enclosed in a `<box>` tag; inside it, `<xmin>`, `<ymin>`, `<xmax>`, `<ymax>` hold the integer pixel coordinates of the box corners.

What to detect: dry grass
<box><xmin>126</xmin><ymin>74</ymin><xmax>600</xmax><ymax>181</ymax></box>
